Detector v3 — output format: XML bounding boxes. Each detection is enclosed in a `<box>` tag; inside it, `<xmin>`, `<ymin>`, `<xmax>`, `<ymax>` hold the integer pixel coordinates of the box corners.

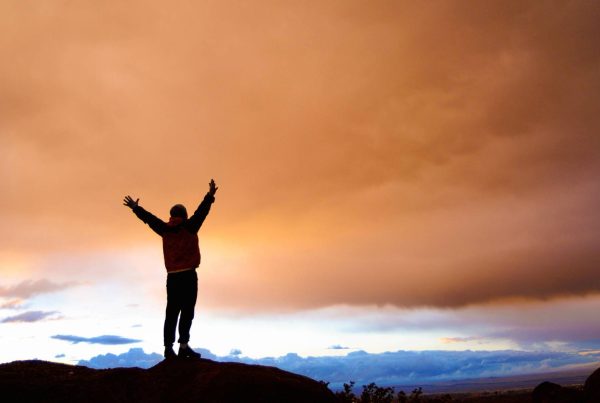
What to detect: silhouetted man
<box><xmin>123</xmin><ymin>179</ymin><xmax>218</xmax><ymax>359</ymax></box>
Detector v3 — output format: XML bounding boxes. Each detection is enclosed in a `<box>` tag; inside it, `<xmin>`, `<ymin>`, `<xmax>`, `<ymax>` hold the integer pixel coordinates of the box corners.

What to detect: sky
<box><xmin>1</xmin><ymin>0</ymin><xmax>600</xmax><ymax>380</ymax></box>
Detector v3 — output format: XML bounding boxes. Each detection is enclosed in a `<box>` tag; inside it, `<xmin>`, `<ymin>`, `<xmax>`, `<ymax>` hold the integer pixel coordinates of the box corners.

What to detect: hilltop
<box><xmin>0</xmin><ymin>358</ymin><xmax>336</xmax><ymax>403</ymax></box>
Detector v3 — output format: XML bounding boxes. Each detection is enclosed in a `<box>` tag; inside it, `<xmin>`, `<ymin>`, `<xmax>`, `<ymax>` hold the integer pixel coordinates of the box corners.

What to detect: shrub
<box><xmin>409</xmin><ymin>387</ymin><xmax>423</xmax><ymax>402</ymax></box>
<box><xmin>335</xmin><ymin>381</ymin><xmax>357</xmax><ymax>403</ymax></box>
<box><xmin>360</xmin><ymin>382</ymin><xmax>394</xmax><ymax>403</ymax></box>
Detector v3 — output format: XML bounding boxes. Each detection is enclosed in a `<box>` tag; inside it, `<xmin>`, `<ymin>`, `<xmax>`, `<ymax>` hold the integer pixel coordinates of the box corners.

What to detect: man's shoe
<box><xmin>178</xmin><ymin>345</ymin><xmax>201</xmax><ymax>359</ymax></box>
<box><xmin>164</xmin><ymin>346</ymin><xmax>176</xmax><ymax>359</ymax></box>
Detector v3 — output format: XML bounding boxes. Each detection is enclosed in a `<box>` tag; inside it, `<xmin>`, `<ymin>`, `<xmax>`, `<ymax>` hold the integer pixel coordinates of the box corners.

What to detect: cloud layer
<box><xmin>79</xmin><ymin>347</ymin><xmax>212</xmax><ymax>369</ymax></box>
<box><xmin>79</xmin><ymin>347</ymin><xmax>600</xmax><ymax>390</ymax></box>
<box><xmin>1</xmin><ymin>1</ymin><xmax>599</xmax><ymax>310</ymax></box>
<box><xmin>0</xmin><ymin>279</ymin><xmax>78</xmax><ymax>299</ymax></box>
<box><xmin>1</xmin><ymin>310</ymin><xmax>60</xmax><ymax>323</ymax></box>
<box><xmin>52</xmin><ymin>334</ymin><xmax>141</xmax><ymax>345</ymax></box>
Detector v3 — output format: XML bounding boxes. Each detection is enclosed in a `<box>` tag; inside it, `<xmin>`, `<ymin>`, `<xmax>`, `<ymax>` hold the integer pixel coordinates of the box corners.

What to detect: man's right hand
<box><xmin>123</xmin><ymin>195</ymin><xmax>139</xmax><ymax>209</ymax></box>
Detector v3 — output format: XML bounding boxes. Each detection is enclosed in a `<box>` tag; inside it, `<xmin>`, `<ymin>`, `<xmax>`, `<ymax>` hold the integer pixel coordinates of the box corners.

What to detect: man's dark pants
<box><xmin>164</xmin><ymin>269</ymin><xmax>198</xmax><ymax>346</ymax></box>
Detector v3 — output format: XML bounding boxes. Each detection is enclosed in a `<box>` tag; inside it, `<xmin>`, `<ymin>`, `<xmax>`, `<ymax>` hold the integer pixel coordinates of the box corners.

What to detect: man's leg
<box><xmin>178</xmin><ymin>270</ymin><xmax>200</xmax><ymax>358</ymax></box>
<box><xmin>178</xmin><ymin>270</ymin><xmax>198</xmax><ymax>344</ymax></box>
<box><xmin>164</xmin><ymin>273</ymin><xmax>182</xmax><ymax>352</ymax></box>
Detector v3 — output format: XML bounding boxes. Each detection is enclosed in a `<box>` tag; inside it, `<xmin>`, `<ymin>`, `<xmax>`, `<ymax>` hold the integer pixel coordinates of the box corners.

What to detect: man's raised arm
<box><xmin>188</xmin><ymin>179</ymin><xmax>218</xmax><ymax>233</ymax></box>
<box><xmin>123</xmin><ymin>195</ymin><xmax>166</xmax><ymax>236</ymax></box>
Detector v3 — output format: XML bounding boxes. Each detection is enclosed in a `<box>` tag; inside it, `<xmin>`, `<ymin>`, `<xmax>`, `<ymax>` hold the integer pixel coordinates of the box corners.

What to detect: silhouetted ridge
<box><xmin>4</xmin><ymin>359</ymin><xmax>600</xmax><ymax>402</ymax></box>
<box><xmin>0</xmin><ymin>358</ymin><xmax>336</xmax><ymax>403</ymax></box>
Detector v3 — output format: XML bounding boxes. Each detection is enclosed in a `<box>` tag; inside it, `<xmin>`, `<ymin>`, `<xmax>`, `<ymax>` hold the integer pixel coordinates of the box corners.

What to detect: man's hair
<box><xmin>170</xmin><ymin>204</ymin><xmax>188</xmax><ymax>219</ymax></box>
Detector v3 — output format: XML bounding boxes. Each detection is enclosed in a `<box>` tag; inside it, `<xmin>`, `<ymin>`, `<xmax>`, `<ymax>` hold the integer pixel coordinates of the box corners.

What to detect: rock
<box><xmin>533</xmin><ymin>382</ymin><xmax>563</xmax><ymax>403</ymax></box>
<box><xmin>0</xmin><ymin>358</ymin><xmax>337</xmax><ymax>403</ymax></box>
<box><xmin>532</xmin><ymin>380</ymin><xmax>583</xmax><ymax>403</ymax></box>
<box><xmin>584</xmin><ymin>367</ymin><xmax>600</xmax><ymax>403</ymax></box>
<box><xmin>148</xmin><ymin>358</ymin><xmax>336</xmax><ymax>402</ymax></box>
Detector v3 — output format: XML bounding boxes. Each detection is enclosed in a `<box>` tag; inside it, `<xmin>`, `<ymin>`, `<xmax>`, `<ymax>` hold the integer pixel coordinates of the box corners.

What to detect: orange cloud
<box><xmin>1</xmin><ymin>1</ymin><xmax>599</xmax><ymax>310</ymax></box>
<box><xmin>0</xmin><ymin>279</ymin><xmax>79</xmax><ymax>299</ymax></box>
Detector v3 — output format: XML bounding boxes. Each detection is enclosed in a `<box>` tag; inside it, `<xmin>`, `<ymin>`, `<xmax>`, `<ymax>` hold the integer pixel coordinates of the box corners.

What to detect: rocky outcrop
<box><xmin>584</xmin><ymin>366</ymin><xmax>600</xmax><ymax>403</ymax></box>
<box><xmin>0</xmin><ymin>358</ymin><xmax>336</xmax><ymax>403</ymax></box>
<box><xmin>531</xmin><ymin>381</ymin><xmax>582</xmax><ymax>403</ymax></box>
<box><xmin>530</xmin><ymin>367</ymin><xmax>600</xmax><ymax>403</ymax></box>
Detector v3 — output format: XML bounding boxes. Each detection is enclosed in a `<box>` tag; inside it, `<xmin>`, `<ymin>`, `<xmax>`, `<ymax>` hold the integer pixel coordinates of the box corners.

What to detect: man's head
<box><xmin>170</xmin><ymin>204</ymin><xmax>188</xmax><ymax>219</ymax></box>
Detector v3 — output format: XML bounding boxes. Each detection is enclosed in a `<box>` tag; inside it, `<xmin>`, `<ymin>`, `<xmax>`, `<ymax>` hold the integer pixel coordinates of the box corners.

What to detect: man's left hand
<box><xmin>209</xmin><ymin>179</ymin><xmax>218</xmax><ymax>196</ymax></box>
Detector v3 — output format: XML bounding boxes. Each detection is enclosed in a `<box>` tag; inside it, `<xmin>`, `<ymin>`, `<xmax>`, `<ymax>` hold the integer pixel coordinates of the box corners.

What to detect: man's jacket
<box><xmin>132</xmin><ymin>193</ymin><xmax>215</xmax><ymax>273</ymax></box>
